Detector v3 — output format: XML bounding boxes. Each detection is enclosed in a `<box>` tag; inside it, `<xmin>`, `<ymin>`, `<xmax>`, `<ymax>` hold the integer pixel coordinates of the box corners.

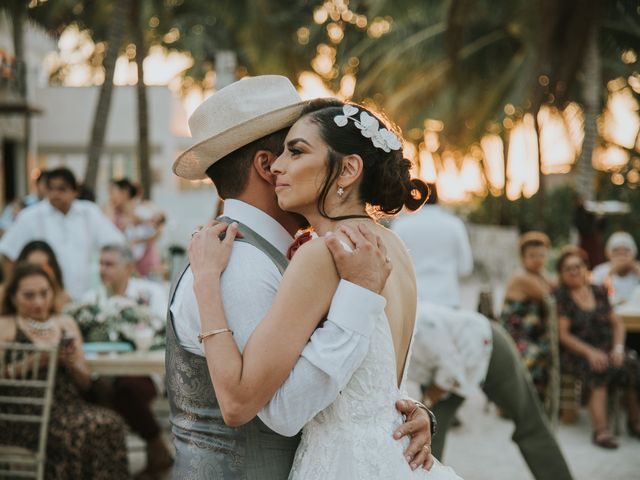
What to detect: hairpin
<box><xmin>333</xmin><ymin>105</ymin><xmax>402</xmax><ymax>153</ymax></box>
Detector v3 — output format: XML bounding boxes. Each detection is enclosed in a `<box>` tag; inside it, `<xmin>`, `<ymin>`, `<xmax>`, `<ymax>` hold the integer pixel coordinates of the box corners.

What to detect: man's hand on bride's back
<box><xmin>188</xmin><ymin>221</ymin><xmax>238</xmax><ymax>283</ymax></box>
<box><xmin>325</xmin><ymin>224</ymin><xmax>392</xmax><ymax>294</ymax></box>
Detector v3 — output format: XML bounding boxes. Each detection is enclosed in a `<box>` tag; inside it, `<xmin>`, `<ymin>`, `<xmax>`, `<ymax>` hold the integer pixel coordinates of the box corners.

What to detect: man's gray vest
<box><xmin>166</xmin><ymin>218</ymin><xmax>300</xmax><ymax>479</ymax></box>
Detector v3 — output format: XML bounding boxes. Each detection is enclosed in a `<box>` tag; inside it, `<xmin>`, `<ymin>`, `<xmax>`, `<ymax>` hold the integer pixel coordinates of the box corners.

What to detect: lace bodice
<box><xmin>289</xmin><ymin>312</ymin><xmax>462</xmax><ymax>479</ymax></box>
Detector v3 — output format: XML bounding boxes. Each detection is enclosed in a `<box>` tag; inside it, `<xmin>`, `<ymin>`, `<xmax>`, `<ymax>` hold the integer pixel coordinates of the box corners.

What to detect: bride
<box><xmin>189</xmin><ymin>98</ymin><xmax>462</xmax><ymax>479</ymax></box>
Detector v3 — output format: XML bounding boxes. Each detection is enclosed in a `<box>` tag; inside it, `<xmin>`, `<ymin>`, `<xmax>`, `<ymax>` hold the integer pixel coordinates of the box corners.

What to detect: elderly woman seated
<box><xmin>591</xmin><ymin>232</ymin><xmax>640</xmax><ymax>307</ymax></box>
<box><xmin>0</xmin><ymin>262</ymin><xmax>129</xmax><ymax>478</ymax></box>
<box><xmin>554</xmin><ymin>246</ymin><xmax>640</xmax><ymax>449</ymax></box>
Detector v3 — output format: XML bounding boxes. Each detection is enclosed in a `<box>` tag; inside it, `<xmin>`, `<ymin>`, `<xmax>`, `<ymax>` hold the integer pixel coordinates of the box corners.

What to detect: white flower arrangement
<box><xmin>64</xmin><ymin>295</ymin><xmax>165</xmax><ymax>349</ymax></box>
<box><xmin>333</xmin><ymin>104</ymin><xmax>403</xmax><ymax>153</ymax></box>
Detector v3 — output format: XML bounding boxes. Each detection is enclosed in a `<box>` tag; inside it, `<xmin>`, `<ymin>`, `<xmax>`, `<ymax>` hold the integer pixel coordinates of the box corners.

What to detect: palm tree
<box><xmin>331</xmin><ymin>0</ymin><xmax>638</xmax><ymax>200</ymax></box>
<box><xmin>84</xmin><ymin>0</ymin><xmax>129</xmax><ymax>193</ymax></box>
<box><xmin>164</xmin><ymin>0</ymin><xmax>314</xmax><ymax>88</ymax></box>
<box><xmin>131</xmin><ymin>0</ymin><xmax>151</xmax><ymax>200</ymax></box>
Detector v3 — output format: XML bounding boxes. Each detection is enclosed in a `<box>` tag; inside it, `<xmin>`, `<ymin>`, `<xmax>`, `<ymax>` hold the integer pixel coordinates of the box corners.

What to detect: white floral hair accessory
<box><xmin>333</xmin><ymin>104</ymin><xmax>403</xmax><ymax>153</ymax></box>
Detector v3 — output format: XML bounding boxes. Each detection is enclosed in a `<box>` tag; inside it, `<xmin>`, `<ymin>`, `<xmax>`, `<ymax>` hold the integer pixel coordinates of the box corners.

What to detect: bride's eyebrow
<box><xmin>286</xmin><ymin>138</ymin><xmax>312</xmax><ymax>148</ymax></box>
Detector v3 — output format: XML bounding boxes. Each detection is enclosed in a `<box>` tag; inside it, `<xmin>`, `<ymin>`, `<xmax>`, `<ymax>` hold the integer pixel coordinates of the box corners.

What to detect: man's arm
<box><xmin>258</xmin><ymin>280</ymin><xmax>385</xmax><ymax>435</ymax></box>
<box><xmin>1</xmin><ymin>255</ymin><xmax>13</xmax><ymax>281</ymax></box>
<box><xmin>456</xmin><ymin>220</ymin><xmax>473</xmax><ymax>277</ymax></box>
<box><xmin>0</xmin><ymin>208</ymin><xmax>35</xmax><ymax>268</ymax></box>
<box><xmin>256</xmin><ymin>225</ymin><xmax>392</xmax><ymax>434</ymax></box>
<box><xmin>89</xmin><ymin>203</ymin><xmax>126</xmax><ymax>246</ymax></box>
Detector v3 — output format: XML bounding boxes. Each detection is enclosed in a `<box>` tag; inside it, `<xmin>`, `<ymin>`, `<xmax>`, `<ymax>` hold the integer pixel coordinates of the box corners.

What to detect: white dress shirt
<box><xmin>82</xmin><ymin>277</ymin><xmax>169</xmax><ymax>318</ymax></box>
<box><xmin>392</xmin><ymin>205</ymin><xmax>473</xmax><ymax>308</ymax></box>
<box><xmin>171</xmin><ymin>199</ymin><xmax>386</xmax><ymax>436</ymax></box>
<box><xmin>406</xmin><ymin>302</ymin><xmax>493</xmax><ymax>400</ymax></box>
<box><xmin>0</xmin><ymin>200</ymin><xmax>125</xmax><ymax>300</ymax></box>
<box><xmin>591</xmin><ymin>261</ymin><xmax>640</xmax><ymax>306</ymax></box>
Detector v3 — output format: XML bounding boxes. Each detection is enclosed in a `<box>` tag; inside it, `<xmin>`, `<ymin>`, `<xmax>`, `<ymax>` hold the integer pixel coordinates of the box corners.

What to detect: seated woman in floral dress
<box><xmin>554</xmin><ymin>246</ymin><xmax>640</xmax><ymax>449</ymax></box>
<box><xmin>0</xmin><ymin>262</ymin><xmax>128</xmax><ymax>479</ymax></box>
<box><xmin>500</xmin><ymin>231</ymin><xmax>554</xmax><ymax>401</ymax></box>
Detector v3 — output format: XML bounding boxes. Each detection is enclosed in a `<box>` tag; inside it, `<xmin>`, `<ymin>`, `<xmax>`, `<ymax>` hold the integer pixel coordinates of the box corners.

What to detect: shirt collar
<box><xmin>43</xmin><ymin>199</ymin><xmax>80</xmax><ymax>217</ymax></box>
<box><xmin>222</xmin><ymin>199</ymin><xmax>294</xmax><ymax>255</ymax></box>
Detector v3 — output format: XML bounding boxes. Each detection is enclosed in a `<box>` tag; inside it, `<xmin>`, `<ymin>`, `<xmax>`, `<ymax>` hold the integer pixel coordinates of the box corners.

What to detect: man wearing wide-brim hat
<box><xmin>166</xmin><ymin>75</ymin><xmax>434</xmax><ymax>478</ymax></box>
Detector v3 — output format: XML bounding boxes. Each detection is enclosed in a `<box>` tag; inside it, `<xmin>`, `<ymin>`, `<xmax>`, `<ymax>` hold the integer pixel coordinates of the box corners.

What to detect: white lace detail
<box><xmin>288</xmin><ymin>313</ymin><xmax>463</xmax><ymax>479</ymax></box>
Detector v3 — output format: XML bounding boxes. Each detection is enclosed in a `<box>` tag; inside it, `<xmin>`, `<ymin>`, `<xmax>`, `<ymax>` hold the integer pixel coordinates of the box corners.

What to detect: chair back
<box><xmin>0</xmin><ymin>342</ymin><xmax>58</xmax><ymax>480</ymax></box>
<box><xmin>544</xmin><ymin>295</ymin><xmax>561</xmax><ymax>428</ymax></box>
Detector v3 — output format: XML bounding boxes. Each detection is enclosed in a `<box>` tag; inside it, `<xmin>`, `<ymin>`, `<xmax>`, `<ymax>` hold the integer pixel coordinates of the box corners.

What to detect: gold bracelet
<box><xmin>198</xmin><ymin>328</ymin><xmax>233</xmax><ymax>343</ymax></box>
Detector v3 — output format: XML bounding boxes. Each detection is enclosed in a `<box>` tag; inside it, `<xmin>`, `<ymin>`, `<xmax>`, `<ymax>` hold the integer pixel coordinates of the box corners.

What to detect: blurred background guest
<box><xmin>105</xmin><ymin>178</ymin><xmax>165</xmax><ymax>279</ymax></box>
<box><xmin>591</xmin><ymin>232</ymin><xmax>640</xmax><ymax>307</ymax></box>
<box><xmin>0</xmin><ymin>168</ymin><xmax>125</xmax><ymax>300</ymax></box>
<box><xmin>105</xmin><ymin>178</ymin><xmax>138</xmax><ymax>232</ymax></box>
<box><xmin>81</xmin><ymin>243</ymin><xmax>172</xmax><ymax>476</ymax></box>
<box><xmin>0</xmin><ymin>198</ymin><xmax>26</xmax><ymax>238</ymax></box>
<box><xmin>16</xmin><ymin>240</ymin><xmax>72</xmax><ymax>310</ymax></box>
<box><xmin>82</xmin><ymin>244</ymin><xmax>167</xmax><ymax>316</ymax></box>
<box><xmin>407</xmin><ymin>302</ymin><xmax>573</xmax><ymax>480</ymax></box>
<box><xmin>0</xmin><ymin>169</ymin><xmax>48</xmax><ymax>237</ymax></box>
<box><xmin>392</xmin><ymin>183</ymin><xmax>473</xmax><ymax>307</ymax></box>
<box><xmin>500</xmin><ymin>231</ymin><xmax>554</xmax><ymax>402</ymax></box>
<box><xmin>0</xmin><ymin>262</ymin><xmax>128</xmax><ymax>478</ymax></box>
<box><xmin>554</xmin><ymin>246</ymin><xmax>640</xmax><ymax>449</ymax></box>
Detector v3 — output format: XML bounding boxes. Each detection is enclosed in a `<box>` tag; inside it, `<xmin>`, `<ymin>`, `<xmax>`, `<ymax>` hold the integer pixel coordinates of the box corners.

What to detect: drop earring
<box><xmin>337</xmin><ymin>186</ymin><xmax>345</xmax><ymax>198</ymax></box>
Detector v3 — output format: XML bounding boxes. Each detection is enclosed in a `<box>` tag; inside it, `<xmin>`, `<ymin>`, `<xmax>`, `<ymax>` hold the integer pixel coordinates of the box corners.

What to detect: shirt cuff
<box><xmin>327</xmin><ymin>280</ymin><xmax>386</xmax><ymax>337</ymax></box>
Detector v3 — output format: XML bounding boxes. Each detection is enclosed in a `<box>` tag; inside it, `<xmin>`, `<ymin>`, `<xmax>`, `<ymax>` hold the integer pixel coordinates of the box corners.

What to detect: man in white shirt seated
<box><xmin>392</xmin><ymin>183</ymin><xmax>473</xmax><ymax>308</ymax></box>
<box><xmin>407</xmin><ymin>303</ymin><xmax>573</xmax><ymax>480</ymax></box>
<box><xmin>592</xmin><ymin>231</ymin><xmax>640</xmax><ymax>306</ymax></box>
<box><xmin>0</xmin><ymin>167</ymin><xmax>125</xmax><ymax>300</ymax></box>
<box><xmin>82</xmin><ymin>244</ymin><xmax>168</xmax><ymax>317</ymax></box>
<box><xmin>82</xmin><ymin>243</ymin><xmax>172</xmax><ymax>475</ymax></box>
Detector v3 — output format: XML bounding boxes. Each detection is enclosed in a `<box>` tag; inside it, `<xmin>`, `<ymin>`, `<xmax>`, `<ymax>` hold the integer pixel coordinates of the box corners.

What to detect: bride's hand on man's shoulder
<box><xmin>188</xmin><ymin>221</ymin><xmax>239</xmax><ymax>281</ymax></box>
<box><xmin>324</xmin><ymin>223</ymin><xmax>392</xmax><ymax>294</ymax></box>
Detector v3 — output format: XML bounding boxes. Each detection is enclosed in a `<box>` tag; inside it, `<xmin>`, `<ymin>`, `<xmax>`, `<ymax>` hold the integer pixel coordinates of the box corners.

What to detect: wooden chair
<box><xmin>559</xmin><ymin>373</ymin><xmax>581</xmax><ymax>424</ymax></box>
<box><xmin>544</xmin><ymin>295</ymin><xmax>561</xmax><ymax>427</ymax></box>
<box><xmin>0</xmin><ymin>342</ymin><xmax>58</xmax><ymax>480</ymax></box>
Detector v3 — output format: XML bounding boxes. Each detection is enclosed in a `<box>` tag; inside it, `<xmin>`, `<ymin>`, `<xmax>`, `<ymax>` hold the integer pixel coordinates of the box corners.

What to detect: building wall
<box><xmin>33</xmin><ymin>85</ymin><xmax>218</xmax><ymax>250</ymax></box>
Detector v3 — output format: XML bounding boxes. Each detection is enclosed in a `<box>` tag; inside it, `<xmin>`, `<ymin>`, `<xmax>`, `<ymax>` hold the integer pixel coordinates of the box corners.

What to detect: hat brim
<box><xmin>173</xmin><ymin>101</ymin><xmax>307</xmax><ymax>180</ymax></box>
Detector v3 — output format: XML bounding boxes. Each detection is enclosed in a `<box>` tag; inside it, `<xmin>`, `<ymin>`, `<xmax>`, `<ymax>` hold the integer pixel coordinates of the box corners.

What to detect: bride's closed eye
<box><xmin>288</xmin><ymin>146</ymin><xmax>303</xmax><ymax>157</ymax></box>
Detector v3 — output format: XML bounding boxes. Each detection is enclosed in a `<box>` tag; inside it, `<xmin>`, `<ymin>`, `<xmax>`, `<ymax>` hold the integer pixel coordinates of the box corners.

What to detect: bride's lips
<box><xmin>275</xmin><ymin>183</ymin><xmax>290</xmax><ymax>192</ymax></box>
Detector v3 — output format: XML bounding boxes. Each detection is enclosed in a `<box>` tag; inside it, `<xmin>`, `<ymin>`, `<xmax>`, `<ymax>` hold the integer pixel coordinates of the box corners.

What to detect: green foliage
<box><xmin>335</xmin><ymin>0</ymin><xmax>640</xmax><ymax>151</ymax></box>
<box><xmin>467</xmin><ymin>184</ymin><xmax>576</xmax><ymax>245</ymax></box>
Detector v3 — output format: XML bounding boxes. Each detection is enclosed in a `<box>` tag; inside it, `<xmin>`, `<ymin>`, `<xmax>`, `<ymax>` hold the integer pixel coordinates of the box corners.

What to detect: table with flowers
<box><xmin>65</xmin><ymin>295</ymin><xmax>167</xmax><ymax>376</ymax></box>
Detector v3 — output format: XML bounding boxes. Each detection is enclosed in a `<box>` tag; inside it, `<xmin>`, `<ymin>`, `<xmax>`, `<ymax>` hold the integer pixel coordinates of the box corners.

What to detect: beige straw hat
<box><xmin>173</xmin><ymin>75</ymin><xmax>306</xmax><ymax>180</ymax></box>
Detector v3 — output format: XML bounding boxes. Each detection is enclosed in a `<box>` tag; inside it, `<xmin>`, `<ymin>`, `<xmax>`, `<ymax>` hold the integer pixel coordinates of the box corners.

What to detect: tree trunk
<box><xmin>84</xmin><ymin>0</ymin><xmax>129</xmax><ymax>191</ymax></box>
<box><xmin>575</xmin><ymin>21</ymin><xmax>601</xmax><ymax>202</ymax></box>
<box><xmin>132</xmin><ymin>1</ymin><xmax>151</xmax><ymax>200</ymax></box>
<box><xmin>534</xmin><ymin>116</ymin><xmax>545</xmax><ymax>230</ymax></box>
<box><xmin>11</xmin><ymin>1</ymin><xmax>29</xmax><ymax>196</ymax></box>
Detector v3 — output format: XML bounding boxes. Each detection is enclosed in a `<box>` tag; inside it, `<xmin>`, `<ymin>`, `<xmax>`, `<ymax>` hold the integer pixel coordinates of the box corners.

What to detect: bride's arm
<box><xmin>191</xmin><ymin>223</ymin><xmax>350</xmax><ymax>426</ymax></box>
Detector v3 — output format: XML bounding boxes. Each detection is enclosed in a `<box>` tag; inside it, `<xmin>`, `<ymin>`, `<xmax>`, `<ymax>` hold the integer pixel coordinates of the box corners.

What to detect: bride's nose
<box><xmin>271</xmin><ymin>153</ymin><xmax>285</xmax><ymax>175</ymax></box>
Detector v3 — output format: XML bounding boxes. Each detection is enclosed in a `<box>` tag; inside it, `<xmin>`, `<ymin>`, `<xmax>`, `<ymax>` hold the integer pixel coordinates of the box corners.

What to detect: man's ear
<box><xmin>253</xmin><ymin>150</ymin><xmax>277</xmax><ymax>185</ymax></box>
<box><xmin>338</xmin><ymin>154</ymin><xmax>363</xmax><ymax>189</ymax></box>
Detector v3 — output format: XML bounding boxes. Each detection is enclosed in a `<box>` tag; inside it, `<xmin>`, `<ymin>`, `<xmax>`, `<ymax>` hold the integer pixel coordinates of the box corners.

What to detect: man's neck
<box><xmin>55</xmin><ymin>205</ymin><xmax>72</xmax><ymax>215</ymax></box>
<box><xmin>108</xmin><ymin>279</ymin><xmax>129</xmax><ymax>297</ymax></box>
<box><xmin>232</xmin><ymin>193</ymin><xmax>304</xmax><ymax>236</ymax></box>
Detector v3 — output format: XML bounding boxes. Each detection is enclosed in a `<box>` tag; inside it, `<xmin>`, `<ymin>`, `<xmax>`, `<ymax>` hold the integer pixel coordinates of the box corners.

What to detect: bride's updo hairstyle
<box><xmin>300</xmin><ymin>98</ymin><xmax>428</xmax><ymax>218</ymax></box>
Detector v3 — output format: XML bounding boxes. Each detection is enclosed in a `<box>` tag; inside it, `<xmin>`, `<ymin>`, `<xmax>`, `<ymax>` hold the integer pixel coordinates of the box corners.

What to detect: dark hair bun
<box><xmin>406</xmin><ymin>179</ymin><xmax>430</xmax><ymax>211</ymax></box>
<box><xmin>361</xmin><ymin>155</ymin><xmax>429</xmax><ymax>215</ymax></box>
